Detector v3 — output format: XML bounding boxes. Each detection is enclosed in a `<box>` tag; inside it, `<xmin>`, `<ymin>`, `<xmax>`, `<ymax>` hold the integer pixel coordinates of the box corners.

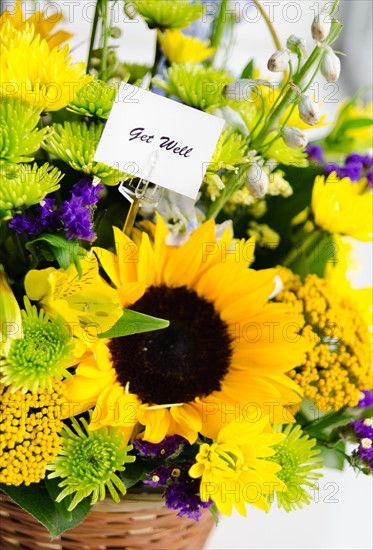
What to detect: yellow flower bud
<box><xmin>0</xmin><ymin>266</ymin><xmax>22</xmax><ymax>355</ymax></box>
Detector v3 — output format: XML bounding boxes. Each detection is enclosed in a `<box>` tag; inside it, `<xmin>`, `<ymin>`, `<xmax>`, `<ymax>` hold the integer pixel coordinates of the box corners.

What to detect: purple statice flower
<box><xmin>133</xmin><ymin>435</ymin><xmax>186</xmax><ymax>459</ymax></box>
<box><xmin>351</xmin><ymin>418</ymin><xmax>373</xmax><ymax>472</ymax></box>
<box><xmin>342</xmin><ymin>161</ymin><xmax>363</xmax><ymax>182</ymax></box>
<box><xmin>306</xmin><ymin>143</ymin><xmax>324</xmax><ymax>163</ymax></box>
<box><xmin>9</xmin><ymin>198</ymin><xmax>60</xmax><ymax>235</ymax></box>
<box><xmin>164</xmin><ymin>467</ymin><xmax>212</xmax><ymax>521</ymax></box>
<box><xmin>323</xmin><ymin>162</ymin><xmax>344</xmax><ymax>178</ymax></box>
<box><xmin>144</xmin><ymin>465</ymin><xmax>174</xmax><ymax>488</ymax></box>
<box><xmin>60</xmin><ymin>195</ymin><xmax>96</xmax><ymax>241</ymax></box>
<box><xmin>357</xmin><ymin>390</ymin><xmax>373</xmax><ymax>408</ymax></box>
<box><xmin>70</xmin><ymin>177</ymin><xmax>103</xmax><ymax>206</ymax></box>
<box><xmin>345</xmin><ymin>153</ymin><xmax>365</xmax><ymax>165</ymax></box>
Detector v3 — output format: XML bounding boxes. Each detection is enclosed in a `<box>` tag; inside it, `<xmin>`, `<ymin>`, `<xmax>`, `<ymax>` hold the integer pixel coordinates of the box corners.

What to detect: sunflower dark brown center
<box><xmin>108</xmin><ymin>285</ymin><xmax>233</xmax><ymax>404</ymax></box>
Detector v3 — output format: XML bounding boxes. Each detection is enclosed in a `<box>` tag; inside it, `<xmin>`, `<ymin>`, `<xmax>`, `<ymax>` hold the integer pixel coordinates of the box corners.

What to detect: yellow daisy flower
<box><xmin>65</xmin><ymin>217</ymin><xmax>309</xmax><ymax>445</ymax></box>
<box><xmin>312</xmin><ymin>172</ymin><xmax>373</xmax><ymax>241</ymax></box>
<box><xmin>189</xmin><ymin>415</ymin><xmax>286</xmax><ymax>516</ymax></box>
<box><xmin>157</xmin><ymin>30</ymin><xmax>215</xmax><ymax>64</ymax></box>
<box><xmin>0</xmin><ymin>0</ymin><xmax>72</xmax><ymax>49</ymax></box>
<box><xmin>0</xmin><ymin>21</ymin><xmax>92</xmax><ymax>111</ymax></box>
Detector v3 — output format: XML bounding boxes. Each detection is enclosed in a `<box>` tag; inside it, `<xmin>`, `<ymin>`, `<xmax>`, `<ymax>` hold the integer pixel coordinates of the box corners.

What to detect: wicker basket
<box><xmin>0</xmin><ymin>492</ymin><xmax>215</xmax><ymax>550</ymax></box>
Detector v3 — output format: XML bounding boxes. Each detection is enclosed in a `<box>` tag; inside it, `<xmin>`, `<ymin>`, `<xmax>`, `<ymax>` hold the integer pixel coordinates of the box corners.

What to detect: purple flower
<box><xmin>345</xmin><ymin>153</ymin><xmax>364</xmax><ymax>165</ymax></box>
<box><xmin>342</xmin><ymin>161</ymin><xmax>363</xmax><ymax>182</ymax></box>
<box><xmin>357</xmin><ymin>390</ymin><xmax>373</xmax><ymax>408</ymax></box>
<box><xmin>306</xmin><ymin>144</ymin><xmax>324</xmax><ymax>163</ymax></box>
<box><xmin>351</xmin><ymin>419</ymin><xmax>373</xmax><ymax>472</ymax></box>
<box><xmin>60</xmin><ymin>196</ymin><xmax>96</xmax><ymax>241</ymax></box>
<box><xmin>134</xmin><ymin>435</ymin><xmax>186</xmax><ymax>458</ymax></box>
<box><xmin>144</xmin><ymin>465</ymin><xmax>174</xmax><ymax>488</ymax></box>
<box><xmin>71</xmin><ymin>177</ymin><xmax>103</xmax><ymax>206</ymax></box>
<box><xmin>323</xmin><ymin>162</ymin><xmax>344</xmax><ymax>178</ymax></box>
<box><xmin>8</xmin><ymin>198</ymin><xmax>60</xmax><ymax>235</ymax></box>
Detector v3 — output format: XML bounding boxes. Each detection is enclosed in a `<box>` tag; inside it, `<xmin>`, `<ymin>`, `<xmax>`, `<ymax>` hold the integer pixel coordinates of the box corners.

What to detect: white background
<box><xmin>5</xmin><ymin>2</ymin><xmax>372</xmax><ymax>548</ymax></box>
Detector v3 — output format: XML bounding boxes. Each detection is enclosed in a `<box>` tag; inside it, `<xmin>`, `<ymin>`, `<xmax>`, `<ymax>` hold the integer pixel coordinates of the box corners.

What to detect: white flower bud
<box><xmin>282</xmin><ymin>127</ymin><xmax>308</xmax><ymax>148</ymax></box>
<box><xmin>321</xmin><ymin>46</ymin><xmax>341</xmax><ymax>82</ymax></box>
<box><xmin>246</xmin><ymin>164</ymin><xmax>269</xmax><ymax>198</ymax></box>
<box><xmin>223</xmin><ymin>79</ymin><xmax>273</xmax><ymax>101</ymax></box>
<box><xmin>298</xmin><ymin>94</ymin><xmax>320</xmax><ymax>126</ymax></box>
<box><xmin>311</xmin><ymin>10</ymin><xmax>331</xmax><ymax>42</ymax></box>
<box><xmin>286</xmin><ymin>35</ymin><xmax>307</xmax><ymax>58</ymax></box>
<box><xmin>267</xmin><ymin>50</ymin><xmax>290</xmax><ymax>72</ymax></box>
<box><xmin>212</xmin><ymin>106</ymin><xmax>249</xmax><ymax>137</ymax></box>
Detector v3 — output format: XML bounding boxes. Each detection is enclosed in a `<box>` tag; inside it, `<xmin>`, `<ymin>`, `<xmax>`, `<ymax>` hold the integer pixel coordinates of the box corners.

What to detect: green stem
<box><xmin>151</xmin><ymin>40</ymin><xmax>162</xmax><ymax>79</ymax></box>
<box><xmin>209</xmin><ymin>0</ymin><xmax>229</xmax><ymax>54</ymax></box>
<box><xmin>86</xmin><ymin>0</ymin><xmax>100</xmax><ymax>74</ymax></box>
<box><xmin>206</xmin><ymin>164</ymin><xmax>248</xmax><ymax>220</ymax></box>
<box><xmin>253</xmin><ymin>0</ymin><xmax>282</xmax><ymax>50</ymax></box>
<box><xmin>282</xmin><ymin>230</ymin><xmax>324</xmax><ymax>268</ymax></box>
<box><xmin>99</xmin><ymin>0</ymin><xmax>110</xmax><ymax>81</ymax></box>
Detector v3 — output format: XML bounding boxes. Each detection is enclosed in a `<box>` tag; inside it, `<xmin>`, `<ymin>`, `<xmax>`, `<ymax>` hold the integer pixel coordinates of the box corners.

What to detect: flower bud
<box><xmin>223</xmin><ymin>79</ymin><xmax>272</xmax><ymax>101</ymax></box>
<box><xmin>298</xmin><ymin>95</ymin><xmax>320</xmax><ymax>126</ymax></box>
<box><xmin>321</xmin><ymin>46</ymin><xmax>341</xmax><ymax>82</ymax></box>
<box><xmin>267</xmin><ymin>50</ymin><xmax>290</xmax><ymax>72</ymax></box>
<box><xmin>212</xmin><ymin>106</ymin><xmax>249</xmax><ymax>137</ymax></box>
<box><xmin>245</xmin><ymin>164</ymin><xmax>269</xmax><ymax>198</ymax></box>
<box><xmin>311</xmin><ymin>11</ymin><xmax>331</xmax><ymax>42</ymax></box>
<box><xmin>283</xmin><ymin>127</ymin><xmax>308</xmax><ymax>149</ymax></box>
<box><xmin>0</xmin><ymin>266</ymin><xmax>22</xmax><ymax>355</ymax></box>
<box><xmin>286</xmin><ymin>35</ymin><xmax>307</xmax><ymax>58</ymax></box>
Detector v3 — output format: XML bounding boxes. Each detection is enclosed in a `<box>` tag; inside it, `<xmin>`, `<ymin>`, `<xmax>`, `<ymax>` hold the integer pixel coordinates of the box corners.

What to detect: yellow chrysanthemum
<box><xmin>157</xmin><ymin>30</ymin><xmax>215</xmax><ymax>64</ymax></box>
<box><xmin>312</xmin><ymin>172</ymin><xmax>373</xmax><ymax>241</ymax></box>
<box><xmin>65</xmin><ymin>217</ymin><xmax>310</xmax><ymax>445</ymax></box>
<box><xmin>24</xmin><ymin>252</ymin><xmax>123</xmax><ymax>350</ymax></box>
<box><xmin>0</xmin><ymin>0</ymin><xmax>72</xmax><ymax>49</ymax></box>
<box><xmin>325</xmin><ymin>235</ymin><xmax>372</xmax><ymax>331</ymax></box>
<box><xmin>0</xmin><ymin>21</ymin><xmax>92</xmax><ymax>111</ymax></box>
<box><xmin>189</xmin><ymin>415</ymin><xmax>286</xmax><ymax>516</ymax></box>
<box><xmin>276</xmin><ymin>269</ymin><xmax>372</xmax><ymax>411</ymax></box>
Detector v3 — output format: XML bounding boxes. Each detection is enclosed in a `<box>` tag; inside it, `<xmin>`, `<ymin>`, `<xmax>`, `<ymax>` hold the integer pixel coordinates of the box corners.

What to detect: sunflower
<box><xmin>66</xmin><ymin>217</ymin><xmax>309</xmax><ymax>444</ymax></box>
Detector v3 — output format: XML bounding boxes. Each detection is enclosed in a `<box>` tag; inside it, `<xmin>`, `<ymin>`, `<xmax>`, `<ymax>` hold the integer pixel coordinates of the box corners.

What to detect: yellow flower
<box><xmin>0</xmin><ymin>21</ymin><xmax>92</xmax><ymax>111</ymax></box>
<box><xmin>325</xmin><ymin>235</ymin><xmax>372</xmax><ymax>330</ymax></box>
<box><xmin>276</xmin><ymin>269</ymin><xmax>372</xmax><ymax>411</ymax></box>
<box><xmin>312</xmin><ymin>173</ymin><xmax>373</xmax><ymax>241</ymax></box>
<box><xmin>24</xmin><ymin>252</ymin><xmax>123</xmax><ymax>349</ymax></box>
<box><xmin>65</xmin><ymin>217</ymin><xmax>310</xmax><ymax>445</ymax></box>
<box><xmin>0</xmin><ymin>266</ymin><xmax>22</xmax><ymax>355</ymax></box>
<box><xmin>157</xmin><ymin>30</ymin><xmax>215</xmax><ymax>64</ymax></box>
<box><xmin>0</xmin><ymin>380</ymin><xmax>65</xmax><ymax>486</ymax></box>
<box><xmin>0</xmin><ymin>0</ymin><xmax>72</xmax><ymax>49</ymax></box>
<box><xmin>189</xmin><ymin>415</ymin><xmax>286</xmax><ymax>516</ymax></box>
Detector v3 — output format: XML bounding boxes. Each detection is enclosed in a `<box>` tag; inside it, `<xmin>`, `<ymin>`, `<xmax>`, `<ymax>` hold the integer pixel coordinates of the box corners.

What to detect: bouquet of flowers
<box><xmin>0</xmin><ymin>0</ymin><xmax>372</xmax><ymax>546</ymax></box>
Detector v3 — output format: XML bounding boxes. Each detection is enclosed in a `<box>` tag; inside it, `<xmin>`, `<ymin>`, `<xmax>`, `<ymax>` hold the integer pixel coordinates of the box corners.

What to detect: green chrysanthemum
<box><xmin>67</xmin><ymin>80</ymin><xmax>117</xmax><ymax>119</ymax></box>
<box><xmin>271</xmin><ymin>424</ymin><xmax>323</xmax><ymax>512</ymax></box>
<box><xmin>0</xmin><ymin>98</ymin><xmax>47</xmax><ymax>163</ymax></box>
<box><xmin>42</xmin><ymin>121</ymin><xmax>125</xmax><ymax>185</ymax></box>
<box><xmin>153</xmin><ymin>63</ymin><xmax>234</xmax><ymax>110</ymax></box>
<box><xmin>0</xmin><ymin>161</ymin><xmax>63</xmax><ymax>212</ymax></box>
<box><xmin>262</xmin><ymin>131</ymin><xmax>308</xmax><ymax>167</ymax></box>
<box><xmin>0</xmin><ymin>298</ymin><xmax>73</xmax><ymax>393</ymax></box>
<box><xmin>47</xmin><ymin>417</ymin><xmax>136</xmax><ymax>511</ymax></box>
<box><xmin>125</xmin><ymin>0</ymin><xmax>203</xmax><ymax>30</ymax></box>
<box><xmin>209</xmin><ymin>128</ymin><xmax>248</xmax><ymax>171</ymax></box>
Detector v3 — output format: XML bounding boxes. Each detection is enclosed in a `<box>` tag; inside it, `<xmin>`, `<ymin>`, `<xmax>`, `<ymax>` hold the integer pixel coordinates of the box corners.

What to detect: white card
<box><xmin>94</xmin><ymin>83</ymin><xmax>225</xmax><ymax>199</ymax></box>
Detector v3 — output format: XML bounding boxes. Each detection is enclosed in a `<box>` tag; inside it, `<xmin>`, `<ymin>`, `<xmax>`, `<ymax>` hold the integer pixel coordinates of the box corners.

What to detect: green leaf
<box><xmin>319</xmin><ymin>441</ymin><xmax>346</xmax><ymax>470</ymax></box>
<box><xmin>209</xmin><ymin>503</ymin><xmax>220</xmax><ymax>525</ymax></box>
<box><xmin>26</xmin><ymin>234</ymin><xmax>85</xmax><ymax>275</ymax></box>
<box><xmin>0</xmin><ymin>481</ymin><xmax>91</xmax><ymax>539</ymax></box>
<box><xmin>99</xmin><ymin>308</ymin><xmax>169</xmax><ymax>339</ymax></box>
<box><xmin>338</xmin><ymin>117</ymin><xmax>373</xmax><ymax>132</ymax></box>
<box><xmin>240</xmin><ymin>59</ymin><xmax>254</xmax><ymax>80</ymax></box>
<box><xmin>120</xmin><ymin>461</ymin><xmax>148</xmax><ymax>490</ymax></box>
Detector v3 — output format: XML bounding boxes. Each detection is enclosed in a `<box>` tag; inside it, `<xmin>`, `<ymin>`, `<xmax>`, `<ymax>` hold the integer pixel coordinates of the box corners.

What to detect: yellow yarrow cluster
<box><xmin>0</xmin><ymin>380</ymin><xmax>66</xmax><ymax>485</ymax></box>
<box><xmin>276</xmin><ymin>269</ymin><xmax>372</xmax><ymax>411</ymax></box>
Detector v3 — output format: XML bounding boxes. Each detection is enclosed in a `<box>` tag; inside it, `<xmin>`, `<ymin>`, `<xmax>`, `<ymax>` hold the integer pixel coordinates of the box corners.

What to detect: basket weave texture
<box><xmin>0</xmin><ymin>493</ymin><xmax>215</xmax><ymax>550</ymax></box>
